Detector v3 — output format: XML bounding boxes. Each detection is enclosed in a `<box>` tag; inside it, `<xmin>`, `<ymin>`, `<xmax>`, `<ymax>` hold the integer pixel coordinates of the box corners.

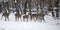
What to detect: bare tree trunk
<box><xmin>36</xmin><ymin>3</ymin><xmax>39</xmax><ymax>14</ymax></box>
<box><xmin>0</xmin><ymin>3</ymin><xmax>2</xmax><ymax>13</ymax></box>
<box><xmin>56</xmin><ymin>9</ymin><xmax>59</xmax><ymax>18</ymax></box>
<box><xmin>23</xmin><ymin>0</ymin><xmax>27</xmax><ymax>14</ymax></box>
<box><xmin>28</xmin><ymin>0</ymin><xmax>31</xmax><ymax>15</ymax></box>
<box><xmin>49</xmin><ymin>5</ymin><xmax>54</xmax><ymax>17</ymax></box>
<box><xmin>47</xmin><ymin>0</ymin><xmax>55</xmax><ymax>17</ymax></box>
<box><xmin>51</xmin><ymin>9</ymin><xmax>55</xmax><ymax>17</ymax></box>
<box><xmin>54</xmin><ymin>0</ymin><xmax>59</xmax><ymax>18</ymax></box>
<box><xmin>39</xmin><ymin>4</ymin><xmax>42</xmax><ymax>12</ymax></box>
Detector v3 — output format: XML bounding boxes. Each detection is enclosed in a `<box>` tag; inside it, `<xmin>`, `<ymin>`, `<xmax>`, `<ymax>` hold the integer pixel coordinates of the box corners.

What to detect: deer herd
<box><xmin>1</xmin><ymin>10</ymin><xmax>48</xmax><ymax>22</ymax></box>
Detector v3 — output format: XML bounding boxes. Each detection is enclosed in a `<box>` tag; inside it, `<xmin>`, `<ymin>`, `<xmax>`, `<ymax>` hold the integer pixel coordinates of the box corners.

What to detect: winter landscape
<box><xmin>0</xmin><ymin>12</ymin><xmax>60</xmax><ymax>30</ymax></box>
<box><xmin>0</xmin><ymin>0</ymin><xmax>60</xmax><ymax>30</ymax></box>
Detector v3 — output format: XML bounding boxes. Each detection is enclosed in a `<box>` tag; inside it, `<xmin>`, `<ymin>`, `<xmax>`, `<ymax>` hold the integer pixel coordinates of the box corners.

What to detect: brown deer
<box><xmin>23</xmin><ymin>14</ymin><xmax>29</xmax><ymax>22</ymax></box>
<box><xmin>30</xmin><ymin>14</ymin><xmax>38</xmax><ymax>21</ymax></box>
<box><xmin>1</xmin><ymin>10</ymin><xmax>10</xmax><ymax>21</ymax></box>
<box><xmin>15</xmin><ymin>11</ymin><xmax>21</xmax><ymax>21</ymax></box>
<box><xmin>37</xmin><ymin>12</ymin><xmax>48</xmax><ymax>22</ymax></box>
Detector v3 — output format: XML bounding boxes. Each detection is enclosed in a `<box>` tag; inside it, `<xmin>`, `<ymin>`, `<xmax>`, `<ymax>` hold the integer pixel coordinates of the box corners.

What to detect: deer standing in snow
<box><xmin>23</xmin><ymin>14</ymin><xmax>29</xmax><ymax>22</ymax></box>
<box><xmin>1</xmin><ymin>10</ymin><xmax>10</xmax><ymax>21</ymax></box>
<box><xmin>37</xmin><ymin>12</ymin><xmax>48</xmax><ymax>22</ymax></box>
<box><xmin>15</xmin><ymin>10</ymin><xmax>21</xmax><ymax>21</ymax></box>
<box><xmin>30</xmin><ymin>14</ymin><xmax>38</xmax><ymax>21</ymax></box>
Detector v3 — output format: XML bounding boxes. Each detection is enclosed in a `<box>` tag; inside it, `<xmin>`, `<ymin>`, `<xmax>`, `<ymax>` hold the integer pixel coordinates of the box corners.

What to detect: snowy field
<box><xmin>0</xmin><ymin>13</ymin><xmax>60</xmax><ymax>30</ymax></box>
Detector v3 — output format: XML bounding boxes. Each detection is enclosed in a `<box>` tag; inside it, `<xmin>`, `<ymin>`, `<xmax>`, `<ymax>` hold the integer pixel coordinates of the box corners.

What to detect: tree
<box><xmin>23</xmin><ymin>0</ymin><xmax>27</xmax><ymax>14</ymax></box>
<box><xmin>28</xmin><ymin>0</ymin><xmax>31</xmax><ymax>15</ymax></box>
<box><xmin>36</xmin><ymin>3</ymin><xmax>39</xmax><ymax>14</ymax></box>
<box><xmin>39</xmin><ymin>0</ymin><xmax>46</xmax><ymax>13</ymax></box>
<box><xmin>47</xmin><ymin>0</ymin><xmax>55</xmax><ymax>17</ymax></box>
<box><xmin>0</xmin><ymin>3</ymin><xmax>3</xmax><ymax>13</ymax></box>
<box><xmin>54</xmin><ymin>0</ymin><xmax>59</xmax><ymax>18</ymax></box>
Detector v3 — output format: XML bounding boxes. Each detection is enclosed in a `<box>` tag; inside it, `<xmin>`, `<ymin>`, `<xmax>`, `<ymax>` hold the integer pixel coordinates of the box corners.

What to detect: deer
<box><xmin>1</xmin><ymin>10</ymin><xmax>10</xmax><ymax>21</ymax></box>
<box><xmin>37</xmin><ymin>12</ymin><xmax>48</xmax><ymax>22</ymax></box>
<box><xmin>30</xmin><ymin>14</ymin><xmax>38</xmax><ymax>22</ymax></box>
<box><xmin>15</xmin><ymin>11</ymin><xmax>21</xmax><ymax>21</ymax></box>
<box><xmin>23</xmin><ymin>14</ymin><xmax>29</xmax><ymax>22</ymax></box>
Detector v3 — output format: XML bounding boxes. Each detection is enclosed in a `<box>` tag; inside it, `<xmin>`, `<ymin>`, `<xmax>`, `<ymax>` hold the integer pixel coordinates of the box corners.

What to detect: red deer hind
<box><xmin>15</xmin><ymin>11</ymin><xmax>21</xmax><ymax>21</ymax></box>
<box><xmin>30</xmin><ymin>14</ymin><xmax>38</xmax><ymax>22</ymax></box>
<box><xmin>37</xmin><ymin>12</ymin><xmax>48</xmax><ymax>22</ymax></box>
<box><xmin>23</xmin><ymin>14</ymin><xmax>29</xmax><ymax>22</ymax></box>
<box><xmin>1</xmin><ymin>10</ymin><xmax>10</xmax><ymax>21</ymax></box>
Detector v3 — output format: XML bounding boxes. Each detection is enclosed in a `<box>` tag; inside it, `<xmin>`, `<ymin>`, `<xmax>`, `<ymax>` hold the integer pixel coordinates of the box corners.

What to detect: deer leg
<box><xmin>15</xmin><ymin>17</ymin><xmax>17</xmax><ymax>21</ymax></box>
<box><xmin>35</xmin><ymin>17</ymin><xmax>37</xmax><ymax>22</ymax></box>
<box><xmin>36</xmin><ymin>16</ymin><xmax>38</xmax><ymax>20</ymax></box>
<box><xmin>27</xmin><ymin>18</ymin><xmax>28</xmax><ymax>22</ymax></box>
<box><xmin>19</xmin><ymin>17</ymin><xmax>22</xmax><ymax>20</ymax></box>
<box><xmin>42</xmin><ymin>18</ymin><xmax>46</xmax><ymax>22</ymax></box>
<box><xmin>17</xmin><ymin>18</ymin><xmax>19</xmax><ymax>21</ymax></box>
<box><xmin>30</xmin><ymin>16</ymin><xmax>32</xmax><ymax>21</ymax></box>
<box><xmin>20</xmin><ymin>17</ymin><xmax>22</xmax><ymax>21</ymax></box>
<box><xmin>33</xmin><ymin>17</ymin><xmax>36</xmax><ymax>22</ymax></box>
<box><xmin>36</xmin><ymin>17</ymin><xmax>37</xmax><ymax>20</ymax></box>
<box><xmin>32</xmin><ymin>18</ymin><xmax>33</xmax><ymax>21</ymax></box>
<box><xmin>39</xmin><ymin>18</ymin><xmax>42</xmax><ymax>22</ymax></box>
<box><xmin>17</xmin><ymin>18</ymin><xmax>18</xmax><ymax>21</ymax></box>
<box><xmin>1</xmin><ymin>16</ymin><xmax>3</xmax><ymax>20</ymax></box>
<box><xmin>33</xmin><ymin>17</ymin><xmax>34</xmax><ymax>20</ymax></box>
<box><xmin>1</xmin><ymin>17</ymin><xmax>2</xmax><ymax>20</ymax></box>
<box><xmin>23</xmin><ymin>18</ymin><xmax>25</xmax><ymax>21</ymax></box>
<box><xmin>7</xmin><ymin>17</ymin><xmax>9</xmax><ymax>21</ymax></box>
<box><xmin>5</xmin><ymin>17</ymin><xmax>7</xmax><ymax>21</ymax></box>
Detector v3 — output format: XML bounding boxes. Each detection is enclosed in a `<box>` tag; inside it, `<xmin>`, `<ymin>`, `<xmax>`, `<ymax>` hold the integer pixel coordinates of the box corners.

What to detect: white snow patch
<box><xmin>0</xmin><ymin>12</ymin><xmax>60</xmax><ymax>30</ymax></box>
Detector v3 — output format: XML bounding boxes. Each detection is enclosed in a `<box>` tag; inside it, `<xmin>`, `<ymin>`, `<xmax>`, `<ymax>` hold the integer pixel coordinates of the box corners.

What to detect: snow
<box><xmin>0</xmin><ymin>21</ymin><xmax>60</xmax><ymax>30</ymax></box>
<box><xmin>0</xmin><ymin>13</ymin><xmax>60</xmax><ymax>30</ymax></box>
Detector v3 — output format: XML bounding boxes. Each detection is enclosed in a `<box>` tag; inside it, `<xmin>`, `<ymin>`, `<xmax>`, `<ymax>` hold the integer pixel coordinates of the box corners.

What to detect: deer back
<box><xmin>37</xmin><ymin>12</ymin><xmax>47</xmax><ymax>18</ymax></box>
<box><xmin>23</xmin><ymin>15</ymin><xmax>29</xmax><ymax>18</ymax></box>
<box><xmin>30</xmin><ymin>14</ymin><xmax>38</xmax><ymax>18</ymax></box>
<box><xmin>15</xmin><ymin>13</ymin><xmax>21</xmax><ymax>17</ymax></box>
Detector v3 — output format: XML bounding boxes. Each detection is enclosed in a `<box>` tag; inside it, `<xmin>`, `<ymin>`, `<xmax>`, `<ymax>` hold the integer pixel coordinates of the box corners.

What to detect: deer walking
<box><xmin>23</xmin><ymin>14</ymin><xmax>29</xmax><ymax>22</ymax></box>
<box><xmin>37</xmin><ymin>12</ymin><xmax>48</xmax><ymax>22</ymax></box>
<box><xmin>30</xmin><ymin>14</ymin><xmax>38</xmax><ymax>21</ymax></box>
<box><xmin>1</xmin><ymin>10</ymin><xmax>10</xmax><ymax>21</ymax></box>
<box><xmin>15</xmin><ymin>12</ymin><xmax>21</xmax><ymax>21</ymax></box>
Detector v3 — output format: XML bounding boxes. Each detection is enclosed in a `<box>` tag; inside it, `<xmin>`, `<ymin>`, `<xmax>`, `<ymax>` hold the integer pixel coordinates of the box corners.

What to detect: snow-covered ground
<box><xmin>0</xmin><ymin>13</ymin><xmax>60</xmax><ymax>30</ymax></box>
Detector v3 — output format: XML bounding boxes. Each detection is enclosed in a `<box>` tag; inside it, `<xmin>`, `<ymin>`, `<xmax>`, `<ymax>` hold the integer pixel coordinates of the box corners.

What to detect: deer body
<box><xmin>30</xmin><ymin>14</ymin><xmax>38</xmax><ymax>21</ymax></box>
<box><xmin>23</xmin><ymin>15</ymin><xmax>29</xmax><ymax>22</ymax></box>
<box><xmin>1</xmin><ymin>11</ymin><xmax>10</xmax><ymax>21</ymax></box>
<box><xmin>37</xmin><ymin>12</ymin><xmax>47</xmax><ymax>22</ymax></box>
<box><xmin>15</xmin><ymin>12</ymin><xmax>21</xmax><ymax>21</ymax></box>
